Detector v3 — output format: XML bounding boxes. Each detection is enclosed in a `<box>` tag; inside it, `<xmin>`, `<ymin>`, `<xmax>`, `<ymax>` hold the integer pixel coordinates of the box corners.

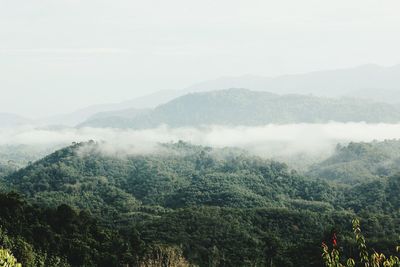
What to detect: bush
<box><xmin>322</xmin><ymin>219</ymin><xmax>400</xmax><ymax>267</ymax></box>
<box><xmin>0</xmin><ymin>248</ymin><xmax>22</xmax><ymax>267</ymax></box>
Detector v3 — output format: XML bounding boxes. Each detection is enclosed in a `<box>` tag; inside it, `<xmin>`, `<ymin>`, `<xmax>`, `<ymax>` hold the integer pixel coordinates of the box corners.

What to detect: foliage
<box><xmin>322</xmin><ymin>219</ymin><xmax>400</xmax><ymax>267</ymax></box>
<box><xmin>0</xmin><ymin>248</ymin><xmax>22</xmax><ymax>267</ymax></box>
<box><xmin>4</xmin><ymin>141</ymin><xmax>337</xmax><ymax>220</ymax></box>
<box><xmin>1</xmin><ymin>141</ymin><xmax>400</xmax><ymax>266</ymax></box>
<box><xmin>308</xmin><ymin>140</ymin><xmax>400</xmax><ymax>184</ymax></box>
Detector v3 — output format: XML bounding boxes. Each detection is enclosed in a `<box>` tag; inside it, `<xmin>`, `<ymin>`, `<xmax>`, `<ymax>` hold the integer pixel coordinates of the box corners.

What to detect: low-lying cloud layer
<box><xmin>1</xmin><ymin>123</ymin><xmax>400</xmax><ymax>160</ymax></box>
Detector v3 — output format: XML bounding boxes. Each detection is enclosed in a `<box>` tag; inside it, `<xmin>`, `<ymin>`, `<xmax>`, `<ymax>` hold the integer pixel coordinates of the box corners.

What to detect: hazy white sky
<box><xmin>1</xmin><ymin>0</ymin><xmax>400</xmax><ymax>117</ymax></box>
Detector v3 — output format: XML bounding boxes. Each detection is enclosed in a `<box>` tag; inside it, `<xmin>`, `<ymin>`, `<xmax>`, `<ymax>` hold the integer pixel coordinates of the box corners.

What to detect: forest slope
<box><xmin>3</xmin><ymin>141</ymin><xmax>400</xmax><ymax>266</ymax></box>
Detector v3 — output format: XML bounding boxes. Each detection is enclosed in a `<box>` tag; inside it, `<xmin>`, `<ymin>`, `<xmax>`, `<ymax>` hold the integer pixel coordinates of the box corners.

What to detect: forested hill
<box><xmin>0</xmin><ymin>144</ymin><xmax>61</xmax><ymax>182</ymax></box>
<box><xmin>3</xmin><ymin>141</ymin><xmax>337</xmax><ymax>217</ymax></box>
<box><xmin>79</xmin><ymin>89</ymin><xmax>400</xmax><ymax>128</ymax></box>
<box><xmin>3</xmin><ymin>141</ymin><xmax>400</xmax><ymax>266</ymax></box>
<box><xmin>307</xmin><ymin>139</ymin><xmax>400</xmax><ymax>184</ymax></box>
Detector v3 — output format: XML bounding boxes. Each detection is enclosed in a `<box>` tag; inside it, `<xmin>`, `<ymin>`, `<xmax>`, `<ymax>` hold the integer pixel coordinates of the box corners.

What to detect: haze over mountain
<box><xmin>185</xmin><ymin>64</ymin><xmax>400</xmax><ymax>102</ymax></box>
<box><xmin>2</xmin><ymin>63</ymin><xmax>400</xmax><ymax>127</ymax></box>
<box><xmin>0</xmin><ymin>113</ymin><xmax>32</xmax><ymax>128</ymax></box>
<box><xmin>38</xmin><ymin>89</ymin><xmax>180</xmax><ymax>126</ymax></box>
<box><xmin>44</xmin><ymin>64</ymin><xmax>400</xmax><ymax>126</ymax></box>
<box><xmin>79</xmin><ymin>88</ymin><xmax>400</xmax><ymax>129</ymax></box>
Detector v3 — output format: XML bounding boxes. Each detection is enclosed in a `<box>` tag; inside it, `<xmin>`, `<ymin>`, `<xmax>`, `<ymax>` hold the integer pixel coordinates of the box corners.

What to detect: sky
<box><xmin>1</xmin><ymin>0</ymin><xmax>400</xmax><ymax>118</ymax></box>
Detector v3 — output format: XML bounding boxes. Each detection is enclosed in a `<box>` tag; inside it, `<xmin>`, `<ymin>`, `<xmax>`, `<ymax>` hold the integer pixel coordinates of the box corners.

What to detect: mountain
<box><xmin>78</xmin><ymin>108</ymin><xmax>150</xmax><ymax>128</ymax></box>
<box><xmin>307</xmin><ymin>140</ymin><xmax>400</xmax><ymax>184</ymax></box>
<box><xmin>345</xmin><ymin>87</ymin><xmax>400</xmax><ymax>104</ymax></box>
<box><xmin>4</xmin><ymin>141</ymin><xmax>335</xmax><ymax>215</ymax></box>
<box><xmin>0</xmin><ymin>144</ymin><xmax>61</xmax><ymax>180</ymax></box>
<box><xmin>2</xmin><ymin>141</ymin><xmax>339</xmax><ymax>266</ymax></box>
<box><xmin>79</xmin><ymin>88</ymin><xmax>400</xmax><ymax>128</ymax></box>
<box><xmin>30</xmin><ymin>64</ymin><xmax>400</xmax><ymax>127</ymax></box>
<box><xmin>28</xmin><ymin>64</ymin><xmax>400</xmax><ymax>127</ymax></box>
<box><xmin>3</xmin><ymin>141</ymin><xmax>400</xmax><ymax>266</ymax></box>
<box><xmin>0</xmin><ymin>113</ymin><xmax>31</xmax><ymax>128</ymax></box>
<box><xmin>40</xmin><ymin>90</ymin><xmax>181</xmax><ymax>126</ymax></box>
<box><xmin>186</xmin><ymin>64</ymin><xmax>400</xmax><ymax>102</ymax></box>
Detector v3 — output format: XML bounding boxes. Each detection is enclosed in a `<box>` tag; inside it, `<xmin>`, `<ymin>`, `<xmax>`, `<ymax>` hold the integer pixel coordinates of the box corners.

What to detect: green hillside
<box><xmin>307</xmin><ymin>140</ymin><xmax>400</xmax><ymax>184</ymax></box>
<box><xmin>4</xmin><ymin>141</ymin><xmax>337</xmax><ymax>218</ymax></box>
<box><xmin>2</xmin><ymin>141</ymin><xmax>400</xmax><ymax>266</ymax></box>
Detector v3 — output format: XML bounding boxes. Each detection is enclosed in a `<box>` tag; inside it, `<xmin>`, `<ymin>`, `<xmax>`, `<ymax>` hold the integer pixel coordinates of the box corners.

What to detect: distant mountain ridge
<box><xmin>79</xmin><ymin>108</ymin><xmax>150</xmax><ymax>128</ymax></box>
<box><xmin>3</xmin><ymin>64</ymin><xmax>400</xmax><ymax>127</ymax></box>
<box><xmin>63</xmin><ymin>63</ymin><xmax>400</xmax><ymax>126</ymax></box>
<box><xmin>39</xmin><ymin>89</ymin><xmax>181</xmax><ymax>126</ymax></box>
<box><xmin>186</xmin><ymin>64</ymin><xmax>400</xmax><ymax>102</ymax></box>
<box><xmin>0</xmin><ymin>113</ymin><xmax>31</xmax><ymax>128</ymax></box>
<box><xmin>0</xmin><ymin>64</ymin><xmax>400</xmax><ymax>127</ymax></box>
<box><xmin>79</xmin><ymin>88</ymin><xmax>400</xmax><ymax>128</ymax></box>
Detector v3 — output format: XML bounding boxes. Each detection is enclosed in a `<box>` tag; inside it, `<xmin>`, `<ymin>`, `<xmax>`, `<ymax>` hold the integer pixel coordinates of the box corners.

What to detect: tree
<box><xmin>0</xmin><ymin>248</ymin><xmax>22</xmax><ymax>267</ymax></box>
<box><xmin>322</xmin><ymin>219</ymin><xmax>400</xmax><ymax>267</ymax></box>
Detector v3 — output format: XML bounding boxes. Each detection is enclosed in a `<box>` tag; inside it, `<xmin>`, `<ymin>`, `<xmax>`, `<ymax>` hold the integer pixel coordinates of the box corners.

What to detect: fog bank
<box><xmin>1</xmin><ymin>123</ymin><xmax>400</xmax><ymax>161</ymax></box>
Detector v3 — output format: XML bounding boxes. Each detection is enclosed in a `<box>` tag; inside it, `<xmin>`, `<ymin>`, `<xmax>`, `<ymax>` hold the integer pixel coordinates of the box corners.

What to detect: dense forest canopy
<box><xmin>308</xmin><ymin>140</ymin><xmax>400</xmax><ymax>184</ymax></box>
<box><xmin>1</xmin><ymin>140</ymin><xmax>400</xmax><ymax>266</ymax></box>
<box><xmin>0</xmin><ymin>144</ymin><xmax>62</xmax><ymax>188</ymax></box>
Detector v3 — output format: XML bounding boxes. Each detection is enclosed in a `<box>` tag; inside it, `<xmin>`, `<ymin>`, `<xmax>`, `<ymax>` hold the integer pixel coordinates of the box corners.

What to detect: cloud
<box><xmin>1</xmin><ymin>123</ymin><xmax>400</xmax><ymax>161</ymax></box>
